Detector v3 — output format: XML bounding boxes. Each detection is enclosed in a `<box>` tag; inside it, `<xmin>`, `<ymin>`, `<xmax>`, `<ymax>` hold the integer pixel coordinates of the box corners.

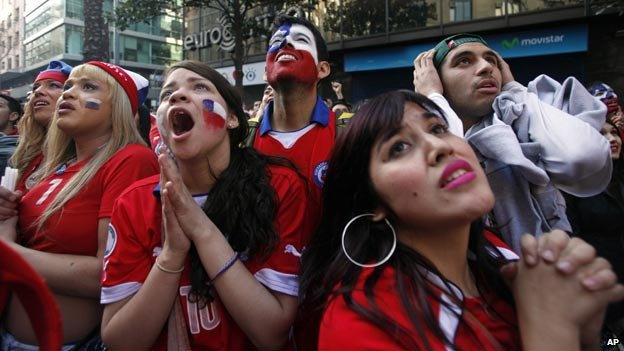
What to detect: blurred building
<box><xmin>182</xmin><ymin>0</ymin><xmax>624</xmax><ymax>106</ymax></box>
<box><xmin>0</xmin><ymin>0</ymin><xmax>25</xmax><ymax>95</ymax></box>
<box><xmin>0</xmin><ymin>0</ymin><xmax>183</xmax><ymax>108</ymax></box>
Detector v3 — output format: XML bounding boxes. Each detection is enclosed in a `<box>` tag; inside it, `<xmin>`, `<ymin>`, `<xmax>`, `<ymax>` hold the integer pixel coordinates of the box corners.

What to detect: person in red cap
<box><xmin>0</xmin><ymin>61</ymin><xmax>158</xmax><ymax>350</ymax></box>
<box><xmin>0</xmin><ymin>61</ymin><xmax>73</xmax><ymax>223</ymax></box>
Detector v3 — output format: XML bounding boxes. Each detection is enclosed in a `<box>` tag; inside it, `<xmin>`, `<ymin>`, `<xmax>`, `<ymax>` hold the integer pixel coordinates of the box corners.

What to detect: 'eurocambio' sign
<box><xmin>184</xmin><ymin>16</ymin><xmax>235</xmax><ymax>52</ymax></box>
<box><xmin>183</xmin><ymin>6</ymin><xmax>306</xmax><ymax>52</ymax></box>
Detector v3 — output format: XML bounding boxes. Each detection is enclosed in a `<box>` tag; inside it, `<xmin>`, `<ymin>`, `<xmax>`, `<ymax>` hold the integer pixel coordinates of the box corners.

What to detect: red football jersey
<box><xmin>319</xmin><ymin>231</ymin><xmax>520</xmax><ymax>351</ymax></box>
<box><xmin>18</xmin><ymin>144</ymin><xmax>158</xmax><ymax>256</ymax></box>
<box><xmin>15</xmin><ymin>153</ymin><xmax>44</xmax><ymax>194</ymax></box>
<box><xmin>253</xmin><ymin>97</ymin><xmax>335</xmax><ymax>230</ymax></box>
<box><xmin>101</xmin><ymin>164</ymin><xmax>311</xmax><ymax>350</ymax></box>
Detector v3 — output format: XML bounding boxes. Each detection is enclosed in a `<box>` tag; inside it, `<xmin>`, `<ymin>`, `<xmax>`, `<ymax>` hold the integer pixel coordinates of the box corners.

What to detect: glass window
<box><xmin>183</xmin><ymin>8</ymin><xmax>225</xmax><ymax>63</ymax></box>
<box><xmin>103</xmin><ymin>0</ymin><xmax>113</xmax><ymax>17</ymax></box>
<box><xmin>330</xmin><ymin>0</ymin><xmax>386</xmax><ymax>39</ymax></box>
<box><xmin>451</xmin><ymin>0</ymin><xmax>472</xmax><ymax>21</ymax></box>
<box><xmin>523</xmin><ymin>0</ymin><xmax>583</xmax><ymax>12</ymax></box>
<box><xmin>122</xmin><ymin>36</ymin><xmax>138</xmax><ymax>61</ymax></box>
<box><xmin>25</xmin><ymin>0</ymin><xmax>63</xmax><ymax>39</ymax></box>
<box><xmin>389</xmin><ymin>0</ymin><xmax>440</xmax><ymax>32</ymax></box>
<box><xmin>66</xmin><ymin>24</ymin><xmax>83</xmax><ymax>54</ymax></box>
<box><xmin>120</xmin><ymin>35</ymin><xmax>182</xmax><ymax>65</ymax></box>
<box><xmin>66</xmin><ymin>0</ymin><xmax>84</xmax><ymax>20</ymax></box>
<box><xmin>152</xmin><ymin>41</ymin><xmax>182</xmax><ymax>65</ymax></box>
<box><xmin>137</xmin><ymin>40</ymin><xmax>150</xmax><ymax>63</ymax></box>
<box><xmin>25</xmin><ymin>26</ymin><xmax>65</xmax><ymax>66</ymax></box>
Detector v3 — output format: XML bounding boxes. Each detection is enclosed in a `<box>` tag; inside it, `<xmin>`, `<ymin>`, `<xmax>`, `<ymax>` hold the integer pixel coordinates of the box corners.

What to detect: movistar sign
<box><xmin>488</xmin><ymin>26</ymin><xmax>585</xmax><ymax>59</ymax></box>
<box><xmin>344</xmin><ymin>24</ymin><xmax>587</xmax><ymax>72</ymax></box>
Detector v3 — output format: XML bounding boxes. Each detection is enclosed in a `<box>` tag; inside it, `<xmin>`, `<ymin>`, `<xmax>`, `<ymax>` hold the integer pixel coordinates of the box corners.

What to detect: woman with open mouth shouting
<box><xmin>299</xmin><ymin>90</ymin><xmax>624</xmax><ymax>351</ymax></box>
<box><xmin>100</xmin><ymin>60</ymin><xmax>311</xmax><ymax>350</ymax></box>
<box><xmin>0</xmin><ymin>61</ymin><xmax>158</xmax><ymax>350</ymax></box>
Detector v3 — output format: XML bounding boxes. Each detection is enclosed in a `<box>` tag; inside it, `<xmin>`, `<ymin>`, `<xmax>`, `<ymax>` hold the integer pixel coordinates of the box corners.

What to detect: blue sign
<box><xmin>345</xmin><ymin>24</ymin><xmax>587</xmax><ymax>72</ymax></box>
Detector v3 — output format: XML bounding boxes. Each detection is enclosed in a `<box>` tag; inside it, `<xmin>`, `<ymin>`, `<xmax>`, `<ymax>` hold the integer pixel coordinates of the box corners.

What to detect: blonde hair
<box><xmin>10</xmin><ymin>98</ymin><xmax>48</xmax><ymax>178</ymax></box>
<box><xmin>35</xmin><ymin>64</ymin><xmax>146</xmax><ymax>229</ymax></box>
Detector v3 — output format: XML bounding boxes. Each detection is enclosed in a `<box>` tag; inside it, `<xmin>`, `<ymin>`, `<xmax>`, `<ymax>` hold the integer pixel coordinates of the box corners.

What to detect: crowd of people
<box><xmin>0</xmin><ymin>13</ymin><xmax>623</xmax><ymax>351</ymax></box>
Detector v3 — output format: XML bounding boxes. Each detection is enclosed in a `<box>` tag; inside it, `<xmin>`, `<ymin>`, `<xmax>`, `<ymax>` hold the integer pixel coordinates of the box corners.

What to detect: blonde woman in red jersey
<box><xmin>0</xmin><ymin>61</ymin><xmax>157</xmax><ymax>350</ymax></box>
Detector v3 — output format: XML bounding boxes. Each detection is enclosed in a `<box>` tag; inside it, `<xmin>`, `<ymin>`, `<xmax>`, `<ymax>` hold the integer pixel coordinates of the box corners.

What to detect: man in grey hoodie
<box><xmin>413</xmin><ymin>34</ymin><xmax>611</xmax><ymax>252</ymax></box>
<box><xmin>0</xmin><ymin>94</ymin><xmax>22</xmax><ymax>177</ymax></box>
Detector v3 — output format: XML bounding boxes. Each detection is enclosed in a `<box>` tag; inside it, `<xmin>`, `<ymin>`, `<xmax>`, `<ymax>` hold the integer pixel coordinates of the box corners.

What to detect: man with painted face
<box><xmin>253</xmin><ymin>15</ymin><xmax>334</xmax><ymax>229</ymax></box>
<box><xmin>413</xmin><ymin>34</ymin><xmax>612</xmax><ymax>253</ymax></box>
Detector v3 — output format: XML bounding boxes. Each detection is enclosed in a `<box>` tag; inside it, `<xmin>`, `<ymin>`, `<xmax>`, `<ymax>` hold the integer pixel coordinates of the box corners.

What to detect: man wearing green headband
<box><xmin>413</xmin><ymin>33</ymin><xmax>612</xmax><ymax>253</ymax></box>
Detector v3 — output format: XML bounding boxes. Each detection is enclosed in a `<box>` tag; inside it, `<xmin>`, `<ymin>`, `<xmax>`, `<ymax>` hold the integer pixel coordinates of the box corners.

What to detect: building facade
<box><xmin>0</xmin><ymin>0</ymin><xmax>25</xmax><ymax>95</ymax></box>
<box><xmin>182</xmin><ymin>0</ymin><xmax>623</xmax><ymax>107</ymax></box>
<box><xmin>0</xmin><ymin>0</ymin><xmax>183</xmax><ymax>108</ymax></box>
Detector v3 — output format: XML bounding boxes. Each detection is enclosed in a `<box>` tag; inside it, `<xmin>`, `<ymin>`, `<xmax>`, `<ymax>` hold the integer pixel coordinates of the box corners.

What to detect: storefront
<box><xmin>344</xmin><ymin>24</ymin><xmax>588</xmax><ymax>102</ymax></box>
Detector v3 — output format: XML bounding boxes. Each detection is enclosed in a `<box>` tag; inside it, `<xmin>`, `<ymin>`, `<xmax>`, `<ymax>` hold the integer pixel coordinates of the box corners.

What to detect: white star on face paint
<box><xmin>268</xmin><ymin>23</ymin><xmax>319</xmax><ymax>64</ymax></box>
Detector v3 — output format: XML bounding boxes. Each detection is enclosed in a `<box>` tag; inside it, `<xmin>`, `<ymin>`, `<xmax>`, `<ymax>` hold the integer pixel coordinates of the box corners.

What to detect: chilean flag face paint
<box><xmin>85</xmin><ymin>98</ymin><xmax>101</xmax><ymax>110</ymax></box>
<box><xmin>202</xmin><ymin>99</ymin><xmax>227</xmax><ymax>130</ymax></box>
<box><xmin>266</xmin><ymin>22</ymin><xmax>319</xmax><ymax>86</ymax></box>
<box><xmin>268</xmin><ymin>23</ymin><xmax>318</xmax><ymax>63</ymax></box>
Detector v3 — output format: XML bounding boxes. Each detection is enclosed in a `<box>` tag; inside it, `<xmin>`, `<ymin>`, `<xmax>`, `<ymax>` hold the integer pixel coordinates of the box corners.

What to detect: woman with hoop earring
<box><xmin>298</xmin><ymin>90</ymin><xmax>624</xmax><ymax>350</ymax></box>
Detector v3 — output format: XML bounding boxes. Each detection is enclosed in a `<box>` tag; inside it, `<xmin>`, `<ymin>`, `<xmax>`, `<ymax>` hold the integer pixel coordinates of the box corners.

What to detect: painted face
<box><xmin>157</xmin><ymin>68</ymin><xmax>238</xmax><ymax>161</ymax></box>
<box><xmin>31</xmin><ymin>78</ymin><xmax>64</xmax><ymax>127</ymax></box>
<box><xmin>56</xmin><ymin>72</ymin><xmax>113</xmax><ymax>138</ymax></box>
<box><xmin>439</xmin><ymin>43</ymin><xmax>502</xmax><ymax>121</ymax></box>
<box><xmin>601</xmin><ymin>122</ymin><xmax>622</xmax><ymax>160</ymax></box>
<box><xmin>369</xmin><ymin>102</ymin><xmax>494</xmax><ymax>233</ymax></box>
<box><xmin>266</xmin><ymin>22</ymin><xmax>319</xmax><ymax>86</ymax></box>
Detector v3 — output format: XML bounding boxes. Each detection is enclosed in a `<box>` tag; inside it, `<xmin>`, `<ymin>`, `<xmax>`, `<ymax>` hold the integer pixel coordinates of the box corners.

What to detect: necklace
<box><xmin>54</xmin><ymin>157</ymin><xmax>77</xmax><ymax>175</ymax></box>
<box><xmin>54</xmin><ymin>143</ymin><xmax>108</xmax><ymax>176</ymax></box>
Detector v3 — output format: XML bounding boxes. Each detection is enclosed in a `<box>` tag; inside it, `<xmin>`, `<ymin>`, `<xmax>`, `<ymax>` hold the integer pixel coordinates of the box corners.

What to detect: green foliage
<box><xmin>323</xmin><ymin>0</ymin><xmax>436</xmax><ymax>37</ymax></box>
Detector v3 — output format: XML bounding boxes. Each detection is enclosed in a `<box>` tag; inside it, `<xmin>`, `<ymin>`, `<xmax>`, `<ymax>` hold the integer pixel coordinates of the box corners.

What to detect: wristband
<box><xmin>210</xmin><ymin>252</ymin><xmax>239</xmax><ymax>283</ymax></box>
<box><xmin>155</xmin><ymin>257</ymin><xmax>184</xmax><ymax>274</ymax></box>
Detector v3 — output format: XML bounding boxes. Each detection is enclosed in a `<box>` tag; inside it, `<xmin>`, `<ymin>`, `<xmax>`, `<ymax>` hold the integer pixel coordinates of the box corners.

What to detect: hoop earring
<box><xmin>341</xmin><ymin>213</ymin><xmax>397</xmax><ymax>268</ymax></box>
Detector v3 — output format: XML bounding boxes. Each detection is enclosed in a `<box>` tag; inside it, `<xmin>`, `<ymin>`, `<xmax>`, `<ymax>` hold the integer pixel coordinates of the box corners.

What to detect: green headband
<box><xmin>432</xmin><ymin>34</ymin><xmax>488</xmax><ymax>68</ymax></box>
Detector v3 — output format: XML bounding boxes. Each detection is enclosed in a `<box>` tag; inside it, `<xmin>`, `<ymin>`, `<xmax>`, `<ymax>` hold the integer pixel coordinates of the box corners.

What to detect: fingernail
<box><xmin>541</xmin><ymin>250</ymin><xmax>555</xmax><ymax>262</ymax></box>
<box><xmin>556</xmin><ymin>260</ymin><xmax>572</xmax><ymax>273</ymax></box>
<box><xmin>525</xmin><ymin>254</ymin><xmax>536</xmax><ymax>265</ymax></box>
<box><xmin>583</xmin><ymin>277</ymin><xmax>598</xmax><ymax>289</ymax></box>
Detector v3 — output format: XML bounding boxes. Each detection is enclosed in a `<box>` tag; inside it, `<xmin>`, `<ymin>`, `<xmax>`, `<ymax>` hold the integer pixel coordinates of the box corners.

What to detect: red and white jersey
<box><xmin>319</xmin><ymin>231</ymin><xmax>520</xmax><ymax>351</ymax></box>
<box><xmin>253</xmin><ymin>97</ymin><xmax>335</xmax><ymax>230</ymax></box>
<box><xmin>15</xmin><ymin>153</ymin><xmax>44</xmax><ymax>194</ymax></box>
<box><xmin>101</xmin><ymin>164</ymin><xmax>312</xmax><ymax>350</ymax></box>
<box><xmin>18</xmin><ymin>144</ymin><xmax>158</xmax><ymax>256</ymax></box>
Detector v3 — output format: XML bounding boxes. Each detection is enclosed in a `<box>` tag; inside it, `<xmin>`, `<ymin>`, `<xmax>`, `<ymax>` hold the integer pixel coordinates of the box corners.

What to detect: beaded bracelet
<box><xmin>155</xmin><ymin>257</ymin><xmax>185</xmax><ymax>274</ymax></box>
<box><xmin>210</xmin><ymin>252</ymin><xmax>240</xmax><ymax>283</ymax></box>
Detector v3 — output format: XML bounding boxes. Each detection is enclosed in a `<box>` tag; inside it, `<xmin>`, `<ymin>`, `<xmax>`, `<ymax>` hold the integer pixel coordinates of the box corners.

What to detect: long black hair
<box><xmin>163</xmin><ymin>60</ymin><xmax>295</xmax><ymax>306</ymax></box>
<box><xmin>605</xmin><ymin>119</ymin><xmax>624</xmax><ymax>201</ymax></box>
<box><xmin>299</xmin><ymin>90</ymin><xmax>514</xmax><ymax>350</ymax></box>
